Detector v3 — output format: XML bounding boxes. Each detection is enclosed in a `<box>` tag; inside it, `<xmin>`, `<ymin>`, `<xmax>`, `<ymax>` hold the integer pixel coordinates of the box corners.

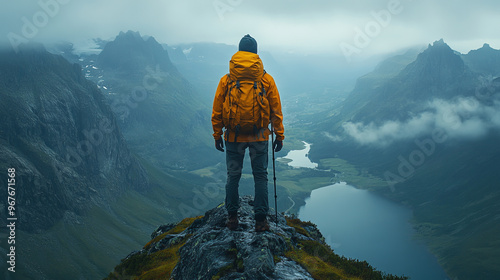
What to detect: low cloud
<box><xmin>2</xmin><ymin>0</ymin><xmax>500</xmax><ymax>55</ymax></box>
<box><xmin>342</xmin><ymin>95</ymin><xmax>500</xmax><ymax>147</ymax></box>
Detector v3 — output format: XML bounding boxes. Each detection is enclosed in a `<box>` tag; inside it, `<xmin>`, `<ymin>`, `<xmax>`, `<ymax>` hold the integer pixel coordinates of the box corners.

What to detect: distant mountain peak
<box><xmin>407</xmin><ymin>39</ymin><xmax>463</xmax><ymax>76</ymax></box>
<box><xmin>463</xmin><ymin>42</ymin><xmax>500</xmax><ymax>75</ymax></box>
<box><xmin>97</xmin><ymin>30</ymin><xmax>175</xmax><ymax>72</ymax></box>
<box><xmin>426</xmin><ymin>38</ymin><xmax>453</xmax><ymax>52</ymax></box>
<box><xmin>117</xmin><ymin>30</ymin><xmax>143</xmax><ymax>40</ymax></box>
<box><xmin>432</xmin><ymin>38</ymin><xmax>446</xmax><ymax>46</ymax></box>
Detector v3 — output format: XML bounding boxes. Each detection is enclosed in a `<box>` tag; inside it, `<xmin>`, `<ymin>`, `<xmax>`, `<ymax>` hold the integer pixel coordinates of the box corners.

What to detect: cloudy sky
<box><xmin>1</xmin><ymin>0</ymin><xmax>499</xmax><ymax>58</ymax></box>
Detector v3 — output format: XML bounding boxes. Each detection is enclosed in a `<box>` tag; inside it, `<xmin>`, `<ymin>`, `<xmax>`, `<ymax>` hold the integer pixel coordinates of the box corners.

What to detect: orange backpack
<box><xmin>222</xmin><ymin>52</ymin><xmax>270</xmax><ymax>141</ymax></box>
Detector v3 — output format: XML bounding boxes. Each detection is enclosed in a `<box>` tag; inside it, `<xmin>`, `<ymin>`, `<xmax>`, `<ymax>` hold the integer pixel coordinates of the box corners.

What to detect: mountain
<box><xmin>99</xmin><ymin>31</ymin><xmax>176</xmax><ymax>74</ymax></box>
<box><xmin>0</xmin><ymin>43</ymin><xmax>223</xmax><ymax>279</ymax></box>
<box><xmin>106</xmin><ymin>196</ymin><xmax>408</xmax><ymax>280</ymax></box>
<box><xmin>89</xmin><ymin>31</ymin><xmax>215</xmax><ymax>170</ymax></box>
<box><xmin>337</xmin><ymin>48</ymin><xmax>421</xmax><ymax>122</ymax></box>
<box><xmin>0</xmin><ymin>44</ymin><xmax>150</xmax><ymax>279</ymax></box>
<box><xmin>0</xmin><ymin>44</ymin><xmax>147</xmax><ymax>232</ymax></box>
<box><xmin>462</xmin><ymin>43</ymin><xmax>500</xmax><ymax>76</ymax></box>
<box><xmin>310</xmin><ymin>40</ymin><xmax>500</xmax><ymax>279</ymax></box>
<box><xmin>338</xmin><ymin>39</ymin><xmax>476</xmax><ymax>123</ymax></box>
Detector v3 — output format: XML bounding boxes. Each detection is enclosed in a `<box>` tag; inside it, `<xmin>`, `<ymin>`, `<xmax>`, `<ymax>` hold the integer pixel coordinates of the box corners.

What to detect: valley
<box><xmin>2</xmin><ymin>32</ymin><xmax>499</xmax><ymax>279</ymax></box>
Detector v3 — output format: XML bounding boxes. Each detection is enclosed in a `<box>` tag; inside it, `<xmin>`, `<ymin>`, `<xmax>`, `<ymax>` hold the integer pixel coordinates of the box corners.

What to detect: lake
<box><xmin>282</xmin><ymin>143</ymin><xmax>449</xmax><ymax>279</ymax></box>
<box><xmin>298</xmin><ymin>183</ymin><xmax>450</xmax><ymax>280</ymax></box>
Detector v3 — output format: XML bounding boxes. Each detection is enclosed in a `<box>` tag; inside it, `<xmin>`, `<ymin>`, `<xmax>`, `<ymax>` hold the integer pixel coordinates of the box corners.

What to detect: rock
<box><xmin>107</xmin><ymin>195</ymin><xmax>409</xmax><ymax>280</ymax></box>
<box><xmin>0</xmin><ymin>45</ymin><xmax>148</xmax><ymax>232</ymax></box>
<box><xmin>168</xmin><ymin>196</ymin><xmax>315</xmax><ymax>280</ymax></box>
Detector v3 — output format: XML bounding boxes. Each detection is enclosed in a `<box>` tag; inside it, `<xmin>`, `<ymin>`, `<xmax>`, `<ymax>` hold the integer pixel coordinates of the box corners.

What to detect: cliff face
<box><xmin>0</xmin><ymin>44</ymin><xmax>148</xmax><ymax>232</ymax></box>
<box><xmin>107</xmin><ymin>196</ymin><xmax>408</xmax><ymax>280</ymax></box>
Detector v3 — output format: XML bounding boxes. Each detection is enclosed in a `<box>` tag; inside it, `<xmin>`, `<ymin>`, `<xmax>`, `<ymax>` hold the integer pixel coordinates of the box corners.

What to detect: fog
<box><xmin>2</xmin><ymin>0</ymin><xmax>500</xmax><ymax>59</ymax></box>
<box><xmin>342</xmin><ymin>95</ymin><xmax>500</xmax><ymax>147</ymax></box>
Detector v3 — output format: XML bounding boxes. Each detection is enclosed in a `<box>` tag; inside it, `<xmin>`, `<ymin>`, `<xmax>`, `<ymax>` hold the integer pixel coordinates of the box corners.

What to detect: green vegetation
<box><xmin>106</xmin><ymin>216</ymin><xmax>202</xmax><ymax>280</ymax></box>
<box><xmin>17</xmin><ymin>194</ymin><xmax>175</xmax><ymax>280</ymax></box>
<box><xmin>284</xmin><ymin>217</ymin><xmax>409</xmax><ymax>280</ymax></box>
<box><xmin>106</xmin><ymin>235</ymin><xmax>190</xmax><ymax>280</ymax></box>
<box><xmin>318</xmin><ymin>158</ymin><xmax>387</xmax><ymax>190</ymax></box>
<box><xmin>286</xmin><ymin>217</ymin><xmax>316</xmax><ymax>237</ymax></box>
<box><xmin>272</xmin><ymin>156</ymin><xmax>387</xmax><ymax>214</ymax></box>
<box><xmin>144</xmin><ymin>216</ymin><xmax>202</xmax><ymax>249</ymax></box>
<box><xmin>14</xmin><ymin>159</ymin><xmax>214</xmax><ymax>280</ymax></box>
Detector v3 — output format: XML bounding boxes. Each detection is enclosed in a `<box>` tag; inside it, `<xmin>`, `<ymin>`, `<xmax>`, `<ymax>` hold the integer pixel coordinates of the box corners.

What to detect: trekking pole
<box><xmin>271</xmin><ymin>125</ymin><xmax>278</xmax><ymax>227</ymax></box>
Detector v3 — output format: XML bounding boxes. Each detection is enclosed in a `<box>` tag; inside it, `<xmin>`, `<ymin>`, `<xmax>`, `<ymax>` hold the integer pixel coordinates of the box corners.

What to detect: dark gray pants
<box><xmin>225</xmin><ymin>141</ymin><xmax>269</xmax><ymax>217</ymax></box>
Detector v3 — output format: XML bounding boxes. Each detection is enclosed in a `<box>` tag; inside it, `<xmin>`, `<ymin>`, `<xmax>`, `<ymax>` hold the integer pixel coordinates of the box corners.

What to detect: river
<box><xmin>283</xmin><ymin>143</ymin><xmax>449</xmax><ymax>279</ymax></box>
<box><xmin>278</xmin><ymin>141</ymin><xmax>318</xmax><ymax>168</ymax></box>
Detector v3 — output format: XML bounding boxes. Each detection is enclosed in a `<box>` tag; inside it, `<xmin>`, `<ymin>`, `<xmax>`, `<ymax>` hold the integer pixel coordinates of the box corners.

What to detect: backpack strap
<box><xmin>261</xmin><ymin>70</ymin><xmax>267</xmax><ymax>96</ymax></box>
<box><xmin>224</xmin><ymin>73</ymin><xmax>241</xmax><ymax>142</ymax></box>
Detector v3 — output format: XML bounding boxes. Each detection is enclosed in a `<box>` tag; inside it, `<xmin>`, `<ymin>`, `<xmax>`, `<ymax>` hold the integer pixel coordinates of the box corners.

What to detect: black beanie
<box><xmin>239</xmin><ymin>34</ymin><xmax>258</xmax><ymax>54</ymax></box>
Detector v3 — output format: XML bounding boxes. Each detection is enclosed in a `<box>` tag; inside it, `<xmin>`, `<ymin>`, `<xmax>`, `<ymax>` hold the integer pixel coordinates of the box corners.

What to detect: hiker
<box><xmin>211</xmin><ymin>34</ymin><xmax>285</xmax><ymax>232</ymax></box>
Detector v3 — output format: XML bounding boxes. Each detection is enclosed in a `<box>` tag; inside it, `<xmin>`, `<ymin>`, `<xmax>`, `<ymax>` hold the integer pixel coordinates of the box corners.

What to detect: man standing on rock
<box><xmin>211</xmin><ymin>34</ymin><xmax>285</xmax><ymax>232</ymax></box>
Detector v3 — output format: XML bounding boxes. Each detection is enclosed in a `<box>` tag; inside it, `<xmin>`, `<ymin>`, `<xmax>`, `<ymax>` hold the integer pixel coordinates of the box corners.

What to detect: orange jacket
<box><xmin>212</xmin><ymin>51</ymin><xmax>284</xmax><ymax>142</ymax></box>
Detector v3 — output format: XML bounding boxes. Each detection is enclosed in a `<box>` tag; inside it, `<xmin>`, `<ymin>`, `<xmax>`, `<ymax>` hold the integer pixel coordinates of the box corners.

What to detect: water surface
<box><xmin>298</xmin><ymin>183</ymin><xmax>449</xmax><ymax>280</ymax></box>
<box><xmin>279</xmin><ymin>141</ymin><xmax>318</xmax><ymax>168</ymax></box>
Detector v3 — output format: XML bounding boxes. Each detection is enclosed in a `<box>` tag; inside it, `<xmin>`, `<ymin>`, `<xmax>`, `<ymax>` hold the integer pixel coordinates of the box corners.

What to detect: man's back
<box><xmin>211</xmin><ymin>34</ymin><xmax>284</xmax><ymax>232</ymax></box>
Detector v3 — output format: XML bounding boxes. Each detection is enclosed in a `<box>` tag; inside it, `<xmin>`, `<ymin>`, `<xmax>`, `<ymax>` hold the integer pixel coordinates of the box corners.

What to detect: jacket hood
<box><xmin>229</xmin><ymin>51</ymin><xmax>264</xmax><ymax>81</ymax></box>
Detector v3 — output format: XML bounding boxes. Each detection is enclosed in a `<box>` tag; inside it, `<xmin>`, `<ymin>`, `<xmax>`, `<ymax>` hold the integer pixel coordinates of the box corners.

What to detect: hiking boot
<box><xmin>226</xmin><ymin>212</ymin><xmax>238</xmax><ymax>230</ymax></box>
<box><xmin>255</xmin><ymin>218</ymin><xmax>270</xmax><ymax>232</ymax></box>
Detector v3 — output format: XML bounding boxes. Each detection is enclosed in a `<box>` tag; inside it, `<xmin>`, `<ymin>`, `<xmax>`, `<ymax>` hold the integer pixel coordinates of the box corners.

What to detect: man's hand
<box><xmin>273</xmin><ymin>140</ymin><xmax>283</xmax><ymax>152</ymax></box>
<box><xmin>215</xmin><ymin>138</ymin><xmax>224</xmax><ymax>152</ymax></box>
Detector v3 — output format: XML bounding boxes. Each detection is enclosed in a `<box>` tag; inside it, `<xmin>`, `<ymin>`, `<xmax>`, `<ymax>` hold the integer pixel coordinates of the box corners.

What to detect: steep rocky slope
<box><xmin>106</xmin><ymin>196</ymin><xmax>408</xmax><ymax>280</ymax></box>
<box><xmin>0</xmin><ymin>44</ymin><xmax>148</xmax><ymax>232</ymax></box>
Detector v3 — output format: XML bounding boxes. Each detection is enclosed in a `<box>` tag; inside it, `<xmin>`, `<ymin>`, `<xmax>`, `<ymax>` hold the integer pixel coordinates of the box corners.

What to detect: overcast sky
<box><xmin>2</xmin><ymin>0</ymin><xmax>499</xmax><ymax>58</ymax></box>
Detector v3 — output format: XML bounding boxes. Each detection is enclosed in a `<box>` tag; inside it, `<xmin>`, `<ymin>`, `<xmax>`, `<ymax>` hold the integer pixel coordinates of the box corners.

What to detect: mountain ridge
<box><xmin>462</xmin><ymin>42</ymin><xmax>500</xmax><ymax>76</ymax></box>
<box><xmin>310</xmin><ymin>39</ymin><xmax>500</xmax><ymax>279</ymax></box>
<box><xmin>0</xmin><ymin>44</ymin><xmax>148</xmax><ymax>232</ymax></box>
<box><xmin>0</xmin><ymin>42</ymin><xmax>221</xmax><ymax>279</ymax></box>
<box><xmin>337</xmin><ymin>39</ymin><xmax>477</xmax><ymax>123</ymax></box>
<box><xmin>91</xmin><ymin>31</ymin><xmax>215</xmax><ymax>170</ymax></box>
<box><xmin>98</xmin><ymin>30</ymin><xmax>177</xmax><ymax>74</ymax></box>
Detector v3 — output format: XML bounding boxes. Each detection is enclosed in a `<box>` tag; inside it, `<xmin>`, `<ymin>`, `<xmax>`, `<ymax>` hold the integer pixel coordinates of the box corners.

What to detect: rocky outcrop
<box><xmin>107</xmin><ymin>196</ymin><xmax>407</xmax><ymax>280</ymax></box>
<box><xmin>0</xmin><ymin>44</ymin><xmax>148</xmax><ymax>232</ymax></box>
<box><xmin>170</xmin><ymin>196</ymin><xmax>312</xmax><ymax>280</ymax></box>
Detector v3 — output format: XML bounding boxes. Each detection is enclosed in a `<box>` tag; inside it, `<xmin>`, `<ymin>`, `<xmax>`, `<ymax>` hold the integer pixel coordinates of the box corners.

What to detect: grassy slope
<box><xmin>309</xmin><ymin>131</ymin><xmax>500</xmax><ymax>279</ymax></box>
<box><xmin>104</xmin><ymin>211</ymin><xmax>407</xmax><ymax>280</ymax></box>
<box><xmin>13</xmin><ymin>155</ymin><xmax>224</xmax><ymax>280</ymax></box>
<box><xmin>390</xmin><ymin>139</ymin><xmax>500</xmax><ymax>279</ymax></box>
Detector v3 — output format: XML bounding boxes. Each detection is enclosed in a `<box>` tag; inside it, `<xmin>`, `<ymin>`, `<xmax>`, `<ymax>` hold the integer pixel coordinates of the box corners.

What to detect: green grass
<box><xmin>14</xmin><ymin>159</ymin><xmax>218</xmax><ymax>279</ymax></box>
<box><xmin>109</xmin><ymin>235</ymin><xmax>191</xmax><ymax>280</ymax></box>
<box><xmin>318</xmin><ymin>158</ymin><xmax>387</xmax><ymax>190</ymax></box>
<box><xmin>106</xmin><ymin>216</ymin><xmax>203</xmax><ymax>280</ymax></box>
<box><xmin>190</xmin><ymin>166</ymin><xmax>217</xmax><ymax>177</ymax></box>
<box><xmin>284</xmin><ymin>217</ymin><xmax>409</xmax><ymax>280</ymax></box>
<box><xmin>16</xmin><ymin>196</ymin><xmax>172</xmax><ymax>279</ymax></box>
